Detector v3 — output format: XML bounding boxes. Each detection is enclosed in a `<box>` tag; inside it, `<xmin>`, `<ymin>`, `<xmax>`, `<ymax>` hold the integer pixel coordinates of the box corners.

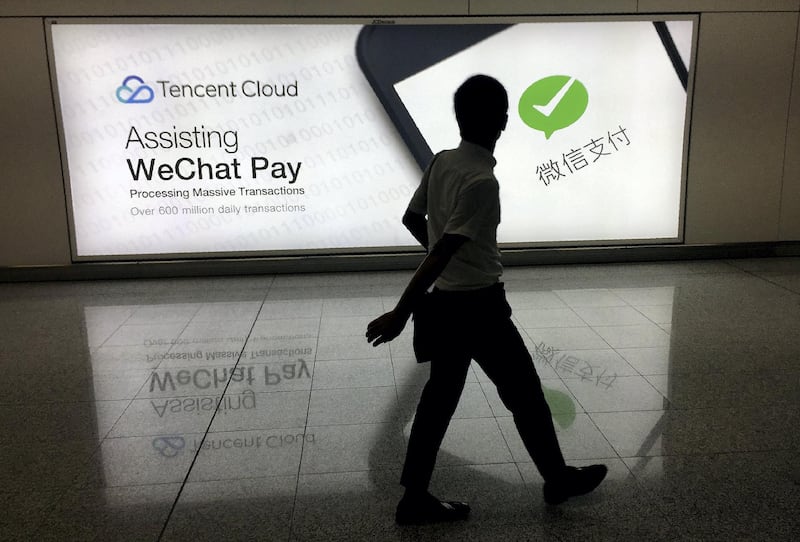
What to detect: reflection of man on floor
<box><xmin>366</xmin><ymin>75</ymin><xmax>607</xmax><ymax>525</ymax></box>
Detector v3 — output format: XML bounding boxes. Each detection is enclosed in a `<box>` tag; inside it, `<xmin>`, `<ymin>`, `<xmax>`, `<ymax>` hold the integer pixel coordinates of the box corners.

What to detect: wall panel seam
<box><xmin>41</xmin><ymin>16</ymin><xmax>74</xmax><ymax>262</ymax></box>
<box><xmin>778</xmin><ymin>13</ymin><xmax>800</xmax><ymax>239</ymax></box>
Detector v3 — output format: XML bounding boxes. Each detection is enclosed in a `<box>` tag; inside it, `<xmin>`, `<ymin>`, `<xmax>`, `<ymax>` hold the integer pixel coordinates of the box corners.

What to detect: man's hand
<box><xmin>366</xmin><ymin>310</ymin><xmax>409</xmax><ymax>346</ymax></box>
<box><xmin>366</xmin><ymin>233</ymin><xmax>467</xmax><ymax>348</ymax></box>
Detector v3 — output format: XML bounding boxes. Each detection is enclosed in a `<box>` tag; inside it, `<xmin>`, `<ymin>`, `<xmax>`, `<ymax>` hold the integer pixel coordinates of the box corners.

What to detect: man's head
<box><xmin>454</xmin><ymin>75</ymin><xmax>509</xmax><ymax>146</ymax></box>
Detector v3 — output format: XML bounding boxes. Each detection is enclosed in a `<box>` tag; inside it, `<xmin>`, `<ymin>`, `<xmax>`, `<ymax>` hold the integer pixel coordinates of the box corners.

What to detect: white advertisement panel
<box><xmin>49</xmin><ymin>19</ymin><xmax>694</xmax><ymax>259</ymax></box>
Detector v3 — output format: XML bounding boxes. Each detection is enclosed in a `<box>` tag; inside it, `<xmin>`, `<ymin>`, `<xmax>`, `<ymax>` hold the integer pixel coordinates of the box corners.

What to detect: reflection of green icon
<box><xmin>543</xmin><ymin>386</ymin><xmax>577</xmax><ymax>430</ymax></box>
<box><xmin>519</xmin><ymin>75</ymin><xmax>589</xmax><ymax>139</ymax></box>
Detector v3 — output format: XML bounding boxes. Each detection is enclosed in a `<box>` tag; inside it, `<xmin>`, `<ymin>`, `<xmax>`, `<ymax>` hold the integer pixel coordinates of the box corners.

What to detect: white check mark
<box><xmin>532</xmin><ymin>77</ymin><xmax>576</xmax><ymax>117</ymax></box>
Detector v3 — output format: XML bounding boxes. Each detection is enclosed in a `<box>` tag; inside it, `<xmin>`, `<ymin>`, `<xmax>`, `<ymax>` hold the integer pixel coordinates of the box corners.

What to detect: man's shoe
<box><xmin>543</xmin><ymin>464</ymin><xmax>608</xmax><ymax>505</ymax></box>
<box><xmin>395</xmin><ymin>493</ymin><xmax>471</xmax><ymax>525</ymax></box>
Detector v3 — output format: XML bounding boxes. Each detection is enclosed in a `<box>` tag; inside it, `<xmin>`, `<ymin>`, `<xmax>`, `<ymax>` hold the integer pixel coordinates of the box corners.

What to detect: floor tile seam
<box><xmin>583</xmin><ymin>326</ymin><xmax>672</xmax><ymax>340</ymax></box>
<box><xmin>288</xmin><ymin>294</ymin><xmax>325</xmax><ymax>542</ymax></box>
<box><xmin>639</xmin><ymin>372</ymin><xmax>672</xmax><ymax>411</ymax></box>
<box><xmin>557</xmin><ymin>354</ymin><xmax>644</xmax><ymax>383</ymax></box>
<box><xmin>299</xmin><ymin>461</ymin><xmax>521</xmax><ymax>478</ymax></box>
<box><xmin>156</xmin><ymin>297</ymin><xmax>268</xmax><ymax>542</ymax></box>
<box><xmin>296</xmin><ymin>420</ymin><xmax>404</xmax><ymax>431</ymax></box>
<box><xmin>629</xmin><ymin>448</ymin><xmax>798</xmax><ymax>462</ymax></box>
<box><xmin>586</xmin><ymin>409</ymin><xmax>668</xmax><ymax>459</ymax></box>
<box><xmin>309</xmin><ymin>384</ymin><xmax>398</xmax><ymax>393</ymax></box>
<box><xmin>478</xmin><ymin>377</ymin><xmax>528</xmax><ymax>479</ymax></box>
<box><xmin>736</xmin><ymin>267</ymin><xmax>800</xmax><ymax>297</ymax></box>
<box><xmin>467</xmin><ymin>370</ymin><xmax>537</xmax><ymax>466</ymax></box>
<box><xmin>22</xmin><ymin>441</ymin><xmax>117</xmax><ymax>540</ymax></box>
<box><xmin>164</xmin><ymin>473</ymin><xmax>300</xmax><ymax>489</ymax></box>
<box><xmin>588</xmin><ymin>404</ymin><xmax>791</xmax><ymax>414</ymax></box>
<box><xmin>0</xmin><ymin>397</ymin><xmax>146</xmax><ymax>408</ymax></box>
<box><xmin>551</xmin><ymin>293</ymin><xmax>635</xmax><ymax>311</ymax></box>
<box><xmin>460</xmin><ymin>406</ymin><xmax>510</xmax><ymax>421</ymax></box>
<box><xmin>249</xmin><ymin>333</ymin><xmax>319</xmax><ymax>340</ymax></box>
<box><xmin>554</xmin><ymin>363</ymin><xmax>586</xmax><ymax>413</ymax></box>
<box><xmin>301</xmin><ymin>420</ymin><xmax>406</xmax><ymax>430</ymax></box>
<box><xmin>624</xmin><ymin>303</ymin><xmax>675</xmax><ymax>330</ymax></box>
<box><xmin>579</xmin><ymin>411</ymin><xmax>625</xmax><ymax>463</ymax></box>
<box><xmin>96</xmin><ymin>399</ymin><xmax>136</xmax><ymax>443</ymax></box>
<box><xmin>318</xmin><ymin>311</ymin><xmax>382</xmax><ymax>319</ymax></box>
<box><xmin>19</xmin><ymin>432</ymin><xmax>112</xmax><ymax>539</ymax></box>
<box><xmin>618</xmin><ymin>449</ymin><xmax>800</xmax><ymax>479</ymax></box>
<box><xmin>508</xmin><ymin>459</ymin><xmax>550</xmax><ymax>485</ymax></box>
<box><xmin>153</xmin><ymin>310</ymin><xmax>210</xmax><ymax>372</ymax></box>
<box><xmin>186</xmin><ymin>317</ymin><xmax>271</xmax><ymax>325</ymax></box>
<box><xmin>311</xmin><ymin>376</ymin><xmax>403</xmax><ymax>391</ymax></box>
<box><xmin>723</xmin><ymin>259</ymin><xmax>776</xmax><ymax>275</ymax></box>
<box><xmin>102</xmin><ymin>424</ymin><xmax>314</xmax><ymax>440</ymax></box>
<box><xmin>518</xmin><ymin>326</ymin><xmax>615</xmax><ymax>346</ymax></box>
<box><xmin>1</xmin><ymin>410</ymin><xmax>516</xmax><ymax>443</ymax></box>
<box><xmin>314</xmin><ymin>356</ymin><xmax>392</xmax><ymax>363</ymax></box>
<box><xmin>427</xmin><ymin>459</ymin><xmax>523</xmax><ymax>470</ymax></box>
<box><xmin>636</xmin><ymin>399</ymin><xmax>800</xmax><ymax>410</ymax></box>
<box><xmin>294</xmin><ymin>466</ymin><xmax>402</xmax><ymax>479</ymax></box>
<box><xmin>145</xmin><ymin>360</ymin><xmax>309</xmax><ymax>371</ymax></box>
<box><xmin>195</xmin><ymin>424</ymin><xmax>307</xmax><ymax>436</ymax></box>
<box><xmin>59</xmin><ymin>480</ymin><xmax>186</xmax><ymax>492</ymax></box>
<box><xmin>558</xmin><ymin>369</ymin><xmax>646</xmax><ymax>381</ymax></box>
<box><xmin>110</xmin><ymin>320</ymin><xmax>214</xmax><ymax>328</ymax></box>
<box><xmin>140</xmin><ymin>388</ymin><xmax>310</xmax><ymax>400</ymax></box>
<box><xmin>519</xmin><ymin>325</ymin><xmax>588</xmax><ymax>392</ymax></box>
<box><xmin>633</xmin><ymin>486</ymin><xmax>677</xmax><ymax>526</ymax></box>
<box><xmin>94</xmin><ymin>304</ymin><xmax>140</xmax><ymax>351</ymax></box>
<box><xmin>26</xmin><ymin>490</ymin><xmax>73</xmax><ymax>541</ymax></box>
<box><xmin>124</xmin><ymin>301</ymin><xmax>204</xmax><ymax>327</ymax></box>
<box><xmin>109</xmin><ymin>314</ymin><xmax>201</xmax><ymax>437</ymax></box>
<box><xmin>619</xmin><ymin>369</ymin><xmax>791</xmax><ymax>377</ymax></box>
<box><xmin>389</xmin><ymin>347</ymin><xmax>415</xmax><ymax>450</ymax></box>
<box><xmin>623</xmin><ymin>445</ymin><xmax>796</xmax><ymax>463</ymax></box>
<box><xmin>315</xmin><ymin>331</ymin><xmax>383</xmax><ymax>338</ymax></box>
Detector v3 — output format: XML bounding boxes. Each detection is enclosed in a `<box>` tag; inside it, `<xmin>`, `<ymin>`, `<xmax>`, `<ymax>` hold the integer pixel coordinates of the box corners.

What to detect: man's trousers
<box><xmin>400</xmin><ymin>283</ymin><xmax>567</xmax><ymax>490</ymax></box>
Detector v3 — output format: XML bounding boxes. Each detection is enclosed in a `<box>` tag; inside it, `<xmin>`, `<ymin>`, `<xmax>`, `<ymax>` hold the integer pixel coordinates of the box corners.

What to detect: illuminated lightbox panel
<box><xmin>48</xmin><ymin>18</ymin><xmax>696</xmax><ymax>260</ymax></box>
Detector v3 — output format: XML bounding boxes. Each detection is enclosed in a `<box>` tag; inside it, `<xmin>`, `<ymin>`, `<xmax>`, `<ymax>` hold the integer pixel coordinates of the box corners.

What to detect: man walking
<box><xmin>366</xmin><ymin>74</ymin><xmax>607</xmax><ymax>525</ymax></box>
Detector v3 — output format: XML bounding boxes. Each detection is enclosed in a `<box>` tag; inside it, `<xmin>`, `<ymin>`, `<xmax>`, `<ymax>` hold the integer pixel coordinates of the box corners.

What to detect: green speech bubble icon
<box><xmin>518</xmin><ymin>75</ymin><xmax>589</xmax><ymax>139</ymax></box>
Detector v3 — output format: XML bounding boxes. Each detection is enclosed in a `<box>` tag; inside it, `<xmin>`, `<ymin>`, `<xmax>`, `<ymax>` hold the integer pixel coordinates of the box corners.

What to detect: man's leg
<box><xmin>472</xmin><ymin>316</ymin><xmax>567</xmax><ymax>482</ymax></box>
<box><xmin>473</xmin><ymin>304</ymin><xmax>607</xmax><ymax>504</ymax></box>
<box><xmin>400</xmin><ymin>352</ymin><xmax>472</xmax><ymax>492</ymax></box>
<box><xmin>395</xmin><ymin>350</ymin><xmax>473</xmax><ymax>524</ymax></box>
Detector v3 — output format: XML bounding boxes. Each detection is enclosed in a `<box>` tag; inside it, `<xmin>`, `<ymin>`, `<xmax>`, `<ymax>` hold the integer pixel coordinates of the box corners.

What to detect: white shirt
<box><xmin>407</xmin><ymin>140</ymin><xmax>503</xmax><ymax>291</ymax></box>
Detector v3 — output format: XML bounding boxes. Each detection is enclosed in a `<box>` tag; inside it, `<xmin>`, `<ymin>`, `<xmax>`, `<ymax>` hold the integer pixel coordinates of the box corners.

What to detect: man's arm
<box><xmin>365</xmin><ymin>233</ymin><xmax>466</xmax><ymax>346</ymax></box>
<box><xmin>402</xmin><ymin>209</ymin><xmax>428</xmax><ymax>250</ymax></box>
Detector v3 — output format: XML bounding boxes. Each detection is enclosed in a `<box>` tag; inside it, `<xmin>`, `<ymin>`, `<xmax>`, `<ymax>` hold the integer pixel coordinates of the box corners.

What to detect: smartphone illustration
<box><xmin>355</xmin><ymin>19</ymin><xmax>695</xmax><ymax>245</ymax></box>
<box><xmin>357</xmin><ymin>21</ymin><xmax>691</xmax><ymax>171</ymax></box>
<box><xmin>357</xmin><ymin>24</ymin><xmax>509</xmax><ymax>169</ymax></box>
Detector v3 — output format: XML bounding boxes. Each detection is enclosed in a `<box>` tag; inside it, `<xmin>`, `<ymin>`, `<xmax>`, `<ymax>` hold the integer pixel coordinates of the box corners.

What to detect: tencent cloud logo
<box><xmin>116</xmin><ymin>75</ymin><xmax>155</xmax><ymax>104</ymax></box>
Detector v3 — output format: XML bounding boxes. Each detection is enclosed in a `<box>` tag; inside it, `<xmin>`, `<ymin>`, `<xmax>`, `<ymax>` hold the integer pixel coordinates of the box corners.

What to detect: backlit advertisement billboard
<box><xmin>48</xmin><ymin>19</ymin><xmax>695</xmax><ymax>260</ymax></box>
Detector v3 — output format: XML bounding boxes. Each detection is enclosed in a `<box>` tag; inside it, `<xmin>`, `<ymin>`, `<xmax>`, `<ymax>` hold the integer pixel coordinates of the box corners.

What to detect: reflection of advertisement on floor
<box><xmin>85</xmin><ymin>300</ymin><xmax>321</xmax><ymax>487</ymax></box>
<box><xmin>190</xmin><ymin>432</ymin><xmax>316</xmax><ymax>453</ymax></box>
<box><xmin>147</xmin><ymin>360</ymin><xmax>312</xmax><ymax>394</ymax></box>
<box><xmin>51</xmin><ymin>19</ymin><xmax>694</xmax><ymax>259</ymax></box>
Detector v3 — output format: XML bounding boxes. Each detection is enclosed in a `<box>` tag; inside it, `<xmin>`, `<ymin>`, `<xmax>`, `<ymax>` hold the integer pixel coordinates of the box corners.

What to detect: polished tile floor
<box><xmin>1</xmin><ymin>257</ymin><xmax>798</xmax><ymax>541</ymax></box>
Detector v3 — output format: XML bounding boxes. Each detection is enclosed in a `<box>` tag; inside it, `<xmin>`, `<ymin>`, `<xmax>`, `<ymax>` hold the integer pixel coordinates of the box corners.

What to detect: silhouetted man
<box><xmin>366</xmin><ymin>74</ymin><xmax>607</xmax><ymax>525</ymax></box>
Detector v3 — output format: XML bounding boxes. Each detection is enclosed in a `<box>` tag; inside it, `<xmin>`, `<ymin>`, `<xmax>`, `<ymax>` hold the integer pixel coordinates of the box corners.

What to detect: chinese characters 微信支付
<box><xmin>536</xmin><ymin>125</ymin><xmax>630</xmax><ymax>187</ymax></box>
